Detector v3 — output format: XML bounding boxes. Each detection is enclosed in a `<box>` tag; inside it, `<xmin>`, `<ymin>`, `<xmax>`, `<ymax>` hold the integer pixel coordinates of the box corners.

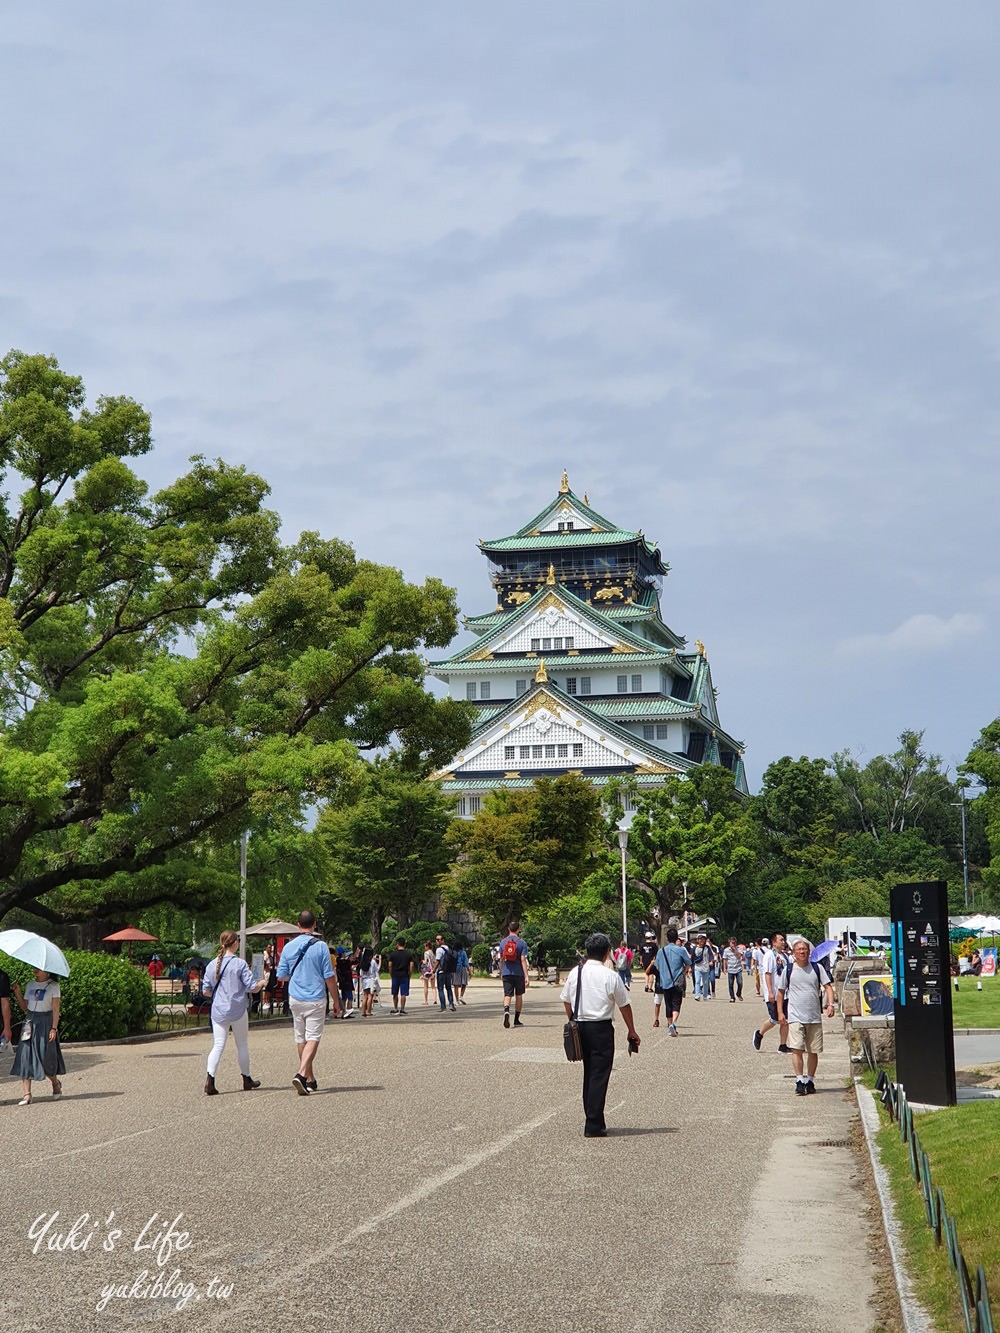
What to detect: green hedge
<box><xmin>4</xmin><ymin>950</ymin><xmax>155</xmax><ymax>1041</ymax></box>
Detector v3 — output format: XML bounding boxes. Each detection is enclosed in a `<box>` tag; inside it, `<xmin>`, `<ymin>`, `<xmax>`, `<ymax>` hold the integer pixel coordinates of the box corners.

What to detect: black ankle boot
<box><xmin>242</xmin><ymin>1074</ymin><xmax>260</xmax><ymax>1091</ymax></box>
<box><xmin>205</xmin><ymin>1074</ymin><xmax>218</xmax><ymax>1096</ymax></box>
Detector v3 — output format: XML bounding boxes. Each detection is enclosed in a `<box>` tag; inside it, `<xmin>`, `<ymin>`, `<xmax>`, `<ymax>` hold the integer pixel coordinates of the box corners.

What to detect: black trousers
<box><xmin>579</xmin><ymin>1019</ymin><xmax>615</xmax><ymax>1134</ymax></box>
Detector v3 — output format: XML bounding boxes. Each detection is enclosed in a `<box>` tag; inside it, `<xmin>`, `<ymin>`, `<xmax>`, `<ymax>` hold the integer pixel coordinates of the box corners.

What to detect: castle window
<box><xmin>468</xmin><ymin>795</ymin><xmax>481</xmax><ymax>814</ymax></box>
<box><xmin>541</xmin><ymin>637</ymin><xmax>552</xmax><ymax>651</ymax></box>
<box><xmin>579</xmin><ymin>677</ymin><xmax>591</xmax><ymax>695</ymax></box>
<box><xmin>643</xmin><ymin>725</ymin><xmax>654</xmax><ymax>740</ymax></box>
<box><xmin>519</xmin><ymin>745</ymin><xmax>530</xmax><ymax>759</ymax></box>
<box><xmin>466</xmin><ymin>682</ymin><xmax>477</xmax><ymax>700</ymax></box>
<box><xmin>557</xmin><ymin>521</ymin><xmax>575</xmax><ymax>531</ymax></box>
<box><xmin>566</xmin><ymin>678</ymin><xmax>577</xmax><ymax>695</ymax></box>
<box><xmin>553</xmin><ymin>637</ymin><xmax>563</xmax><ymax>650</ymax></box>
<box><xmin>687</xmin><ymin>732</ymin><xmax>707</xmax><ymax>762</ymax></box>
<box><xmin>565</xmin><ymin>637</ymin><xmax>574</xmax><ymax>650</ymax></box>
<box><xmin>532</xmin><ymin>745</ymin><xmax>543</xmax><ymax>758</ymax></box>
<box><xmin>457</xmin><ymin>797</ymin><xmax>467</xmax><ymax>816</ymax></box>
<box><xmin>656</xmin><ymin>724</ymin><xmax>669</xmax><ymax>740</ymax></box>
<box><xmin>504</xmin><ymin>746</ymin><xmax>515</xmax><ymax>760</ymax></box>
<box><xmin>480</xmin><ymin>681</ymin><xmax>490</xmax><ymax>700</ymax></box>
<box><xmin>557</xmin><ymin>744</ymin><xmax>568</xmax><ymax>758</ymax></box>
<box><xmin>671</xmin><ymin>675</ymin><xmax>690</xmax><ymax>701</ymax></box>
<box><xmin>516</xmin><ymin>679</ymin><xmax>527</xmax><ymax>695</ymax></box>
<box><xmin>530</xmin><ymin>639</ymin><xmax>540</xmax><ymax>652</ymax></box>
<box><xmin>617</xmin><ymin>675</ymin><xmax>628</xmax><ymax>693</ymax></box>
<box><xmin>544</xmin><ymin>744</ymin><xmax>555</xmax><ymax>758</ymax></box>
<box><xmin>631</xmin><ymin>674</ymin><xmax>642</xmax><ymax>692</ymax></box>
<box><xmin>572</xmin><ymin>743</ymin><xmax>583</xmax><ymax>757</ymax></box>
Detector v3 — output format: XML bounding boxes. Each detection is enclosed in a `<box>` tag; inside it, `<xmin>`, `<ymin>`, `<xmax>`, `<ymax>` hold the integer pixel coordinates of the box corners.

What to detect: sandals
<box><xmin>52</xmin><ymin>1079</ymin><xmax>62</xmax><ymax>1099</ymax></box>
<box><xmin>18</xmin><ymin>1095</ymin><xmax>31</xmax><ymax>1106</ymax></box>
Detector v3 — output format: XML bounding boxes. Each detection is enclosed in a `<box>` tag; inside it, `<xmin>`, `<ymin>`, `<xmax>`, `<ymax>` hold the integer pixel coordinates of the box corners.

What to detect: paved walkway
<box><xmin>1</xmin><ymin>980</ymin><xmax>881</xmax><ymax>1330</ymax></box>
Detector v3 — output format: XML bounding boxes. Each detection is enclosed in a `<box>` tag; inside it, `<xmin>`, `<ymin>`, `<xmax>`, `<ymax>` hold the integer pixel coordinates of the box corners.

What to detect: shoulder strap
<box><xmin>572</xmin><ymin>962</ymin><xmax>584</xmax><ymax>1020</ymax></box>
<box><xmin>287</xmin><ymin>935</ymin><xmax>322</xmax><ymax>980</ymax></box>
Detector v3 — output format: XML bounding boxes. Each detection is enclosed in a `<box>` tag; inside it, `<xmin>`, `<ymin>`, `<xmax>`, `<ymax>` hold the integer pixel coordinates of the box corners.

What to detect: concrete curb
<box><xmin>854</xmin><ymin>1078</ymin><xmax>935</xmax><ymax>1333</ymax></box>
<box><xmin>61</xmin><ymin>1014</ymin><xmax>291</xmax><ymax>1049</ymax></box>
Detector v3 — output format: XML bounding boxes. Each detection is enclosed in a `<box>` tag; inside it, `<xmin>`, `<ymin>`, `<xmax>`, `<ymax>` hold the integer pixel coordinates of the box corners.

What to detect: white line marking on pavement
<box><xmin>23</xmin><ymin>1124</ymin><xmax>165</xmax><ymax>1165</ymax></box>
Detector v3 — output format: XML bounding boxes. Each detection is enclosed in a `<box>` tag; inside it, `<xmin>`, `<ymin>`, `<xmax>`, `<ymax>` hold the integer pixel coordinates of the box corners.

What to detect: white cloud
<box><xmin>837</xmin><ymin>613</ymin><xmax>985</xmax><ymax>657</ymax></box>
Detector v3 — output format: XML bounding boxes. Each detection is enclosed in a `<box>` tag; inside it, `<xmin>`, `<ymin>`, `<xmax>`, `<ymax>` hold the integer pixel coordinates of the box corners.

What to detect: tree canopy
<box><xmin>0</xmin><ymin>351</ymin><xmax>472</xmax><ymax>926</ymax></box>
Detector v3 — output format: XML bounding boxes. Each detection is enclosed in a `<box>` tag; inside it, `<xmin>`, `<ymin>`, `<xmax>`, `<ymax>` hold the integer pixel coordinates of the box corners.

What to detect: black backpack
<box><xmin>438</xmin><ymin>946</ymin><xmax>456</xmax><ymax>974</ymax></box>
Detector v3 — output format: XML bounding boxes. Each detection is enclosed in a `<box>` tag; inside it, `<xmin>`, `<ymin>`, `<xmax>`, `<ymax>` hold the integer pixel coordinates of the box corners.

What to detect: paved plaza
<box><xmin>3</xmin><ymin>980</ymin><xmax>882</xmax><ymax>1331</ymax></box>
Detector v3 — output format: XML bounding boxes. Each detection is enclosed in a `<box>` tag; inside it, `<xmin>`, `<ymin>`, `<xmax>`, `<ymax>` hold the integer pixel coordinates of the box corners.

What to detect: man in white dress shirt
<box><xmin>561</xmin><ymin>933</ymin><xmax>641</xmax><ymax>1138</ymax></box>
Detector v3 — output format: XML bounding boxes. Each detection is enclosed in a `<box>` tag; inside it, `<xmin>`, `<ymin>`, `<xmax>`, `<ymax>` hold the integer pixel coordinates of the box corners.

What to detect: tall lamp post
<box><xmin>239</xmin><ymin>830</ymin><xmax>249</xmax><ymax>960</ymax></box>
<box><xmin>617</xmin><ymin>826</ymin><xmax>629</xmax><ymax>945</ymax></box>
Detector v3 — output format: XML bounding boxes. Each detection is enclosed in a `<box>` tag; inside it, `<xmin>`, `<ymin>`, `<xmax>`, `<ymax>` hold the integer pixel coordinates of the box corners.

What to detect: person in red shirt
<box><xmin>147</xmin><ymin>955</ymin><xmax>164</xmax><ymax>978</ymax></box>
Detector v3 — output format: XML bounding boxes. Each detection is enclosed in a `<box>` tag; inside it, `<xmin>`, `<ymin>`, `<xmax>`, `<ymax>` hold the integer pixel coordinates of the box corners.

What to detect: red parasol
<box><xmin>102</xmin><ymin>926</ymin><xmax>158</xmax><ymax>942</ymax></box>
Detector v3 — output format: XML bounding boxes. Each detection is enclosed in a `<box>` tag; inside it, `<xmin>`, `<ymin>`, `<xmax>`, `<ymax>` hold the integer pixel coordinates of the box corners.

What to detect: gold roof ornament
<box><xmin>559</xmin><ymin>470</ymin><xmax>570</xmax><ymax>493</ymax></box>
<box><xmin>584</xmin><ymin>493</ymin><xmax>589</xmax><ymax>505</ymax></box>
<box><xmin>534</xmin><ymin>659</ymin><xmax>549</xmax><ymax>683</ymax></box>
<box><xmin>545</xmin><ymin>563</ymin><xmax>556</xmax><ymax>585</ymax></box>
<box><xmin>695</xmin><ymin>638</ymin><xmax>707</xmax><ymax>657</ymax></box>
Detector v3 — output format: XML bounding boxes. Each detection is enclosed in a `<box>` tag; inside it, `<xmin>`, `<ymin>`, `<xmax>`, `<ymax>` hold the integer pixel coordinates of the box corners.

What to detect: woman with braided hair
<box><xmin>201</xmin><ymin>931</ymin><xmax>264</xmax><ymax>1095</ymax></box>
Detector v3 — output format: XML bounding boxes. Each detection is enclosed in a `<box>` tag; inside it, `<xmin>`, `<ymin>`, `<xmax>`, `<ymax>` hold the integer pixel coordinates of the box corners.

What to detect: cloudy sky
<box><xmin>3</xmin><ymin>3</ymin><xmax>998</xmax><ymax>788</ymax></box>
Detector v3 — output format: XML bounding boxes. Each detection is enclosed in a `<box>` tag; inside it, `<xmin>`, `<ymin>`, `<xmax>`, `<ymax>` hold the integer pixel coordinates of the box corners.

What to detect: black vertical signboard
<box><xmin>890</xmin><ymin>880</ymin><xmax>956</xmax><ymax>1107</ymax></box>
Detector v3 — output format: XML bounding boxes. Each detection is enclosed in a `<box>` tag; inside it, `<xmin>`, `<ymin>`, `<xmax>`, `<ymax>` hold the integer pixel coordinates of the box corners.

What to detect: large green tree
<box><xmin>317</xmin><ymin>758</ymin><xmax>456</xmax><ymax>944</ymax></box>
<box><xmin>443</xmin><ymin>774</ymin><xmax>600</xmax><ymax>933</ymax></box>
<box><xmin>625</xmin><ymin>764</ymin><xmax>755</xmax><ymax>928</ymax></box>
<box><xmin>0</xmin><ymin>351</ymin><xmax>471</xmax><ymax>926</ymax></box>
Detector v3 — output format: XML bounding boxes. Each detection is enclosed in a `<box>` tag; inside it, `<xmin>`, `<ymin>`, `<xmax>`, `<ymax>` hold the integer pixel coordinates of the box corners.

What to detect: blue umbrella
<box><xmin>811</xmin><ymin>939</ymin><xmax>839</xmax><ymax>963</ymax></box>
<box><xmin>0</xmin><ymin>928</ymin><xmax>71</xmax><ymax>977</ymax></box>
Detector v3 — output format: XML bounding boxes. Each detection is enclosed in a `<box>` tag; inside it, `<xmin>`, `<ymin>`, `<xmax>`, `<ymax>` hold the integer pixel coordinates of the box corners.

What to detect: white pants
<box><xmin>207</xmin><ymin>1011</ymin><xmax>251</xmax><ymax>1077</ymax></box>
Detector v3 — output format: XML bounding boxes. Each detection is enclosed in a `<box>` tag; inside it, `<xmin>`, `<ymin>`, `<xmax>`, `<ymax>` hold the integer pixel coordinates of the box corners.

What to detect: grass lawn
<box><xmin>950</xmin><ymin>973</ymin><xmax>1000</xmax><ymax>1028</ymax></box>
<box><xmin>873</xmin><ymin>1088</ymin><xmax>1000</xmax><ymax>1329</ymax></box>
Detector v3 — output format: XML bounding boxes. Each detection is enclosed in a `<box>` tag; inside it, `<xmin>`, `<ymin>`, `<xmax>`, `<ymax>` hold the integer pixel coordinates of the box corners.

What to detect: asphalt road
<box><xmin>2</xmin><ymin>979</ymin><xmax>880</xmax><ymax>1332</ymax></box>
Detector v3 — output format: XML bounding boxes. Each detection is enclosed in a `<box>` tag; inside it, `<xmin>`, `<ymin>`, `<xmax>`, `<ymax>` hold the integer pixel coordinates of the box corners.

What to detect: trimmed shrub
<box><xmin>3</xmin><ymin>950</ymin><xmax>155</xmax><ymax>1041</ymax></box>
<box><xmin>470</xmin><ymin>943</ymin><xmax>491</xmax><ymax>975</ymax></box>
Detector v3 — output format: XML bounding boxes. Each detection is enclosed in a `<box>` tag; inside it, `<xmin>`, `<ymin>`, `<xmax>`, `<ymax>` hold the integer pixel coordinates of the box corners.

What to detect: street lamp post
<box><xmin>239</xmin><ymin>830</ymin><xmax>249</xmax><ymax>960</ymax></box>
<box><xmin>617</xmin><ymin>826</ymin><xmax>629</xmax><ymax>945</ymax></box>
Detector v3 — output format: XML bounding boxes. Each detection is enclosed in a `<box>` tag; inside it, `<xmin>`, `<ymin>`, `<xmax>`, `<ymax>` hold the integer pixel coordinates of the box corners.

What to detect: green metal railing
<box><xmin>875</xmin><ymin>1071</ymin><xmax>993</xmax><ymax>1333</ymax></box>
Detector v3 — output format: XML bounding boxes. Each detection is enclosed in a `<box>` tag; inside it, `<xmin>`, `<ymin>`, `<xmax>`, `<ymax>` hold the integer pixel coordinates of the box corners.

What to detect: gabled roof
<box><xmin>432</xmin><ymin>580</ymin><xmax>683</xmax><ymax>668</ymax></box>
<box><xmin>430</xmin><ymin>679</ymin><xmax>695</xmax><ymax>782</ymax></box>
<box><xmin>480</xmin><ymin>529</ymin><xmax>659</xmax><ymax>555</ymax></box>
<box><xmin>513</xmin><ymin>484</ymin><xmax>621</xmax><ymax>538</ymax></box>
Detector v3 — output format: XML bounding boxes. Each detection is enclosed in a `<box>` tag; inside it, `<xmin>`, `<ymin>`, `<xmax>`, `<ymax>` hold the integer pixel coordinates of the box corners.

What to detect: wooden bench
<box><xmin>151</xmin><ymin>978</ymin><xmax>186</xmax><ymax>1001</ymax></box>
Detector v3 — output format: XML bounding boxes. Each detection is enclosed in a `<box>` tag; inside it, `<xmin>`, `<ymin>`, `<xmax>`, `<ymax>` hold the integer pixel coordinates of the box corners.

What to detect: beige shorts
<box><xmin>787</xmin><ymin>1021</ymin><xmax>824</xmax><ymax>1054</ymax></box>
<box><xmin>290</xmin><ymin>997</ymin><xmax>327</xmax><ymax>1043</ymax></box>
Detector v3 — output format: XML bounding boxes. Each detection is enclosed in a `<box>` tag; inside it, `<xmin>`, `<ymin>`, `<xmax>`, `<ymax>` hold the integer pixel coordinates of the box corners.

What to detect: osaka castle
<box><xmin>428</xmin><ymin>474</ymin><xmax>748</xmax><ymax>813</ymax></box>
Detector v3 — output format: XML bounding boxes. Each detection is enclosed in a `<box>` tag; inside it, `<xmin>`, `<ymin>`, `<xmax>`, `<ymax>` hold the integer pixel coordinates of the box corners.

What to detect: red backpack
<box><xmin>501</xmin><ymin>936</ymin><xmax>520</xmax><ymax>964</ymax></box>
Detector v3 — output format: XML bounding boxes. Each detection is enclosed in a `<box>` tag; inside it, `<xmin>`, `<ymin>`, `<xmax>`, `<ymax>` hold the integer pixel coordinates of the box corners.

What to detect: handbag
<box><xmin>562</xmin><ymin>963</ymin><xmax>584</xmax><ymax>1062</ymax></box>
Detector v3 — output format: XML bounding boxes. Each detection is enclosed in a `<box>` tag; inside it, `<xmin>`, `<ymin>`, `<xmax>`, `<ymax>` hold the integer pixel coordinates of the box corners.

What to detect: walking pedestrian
<box><xmin>561</xmin><ymin>933</ymin><xmax>641</xmax><ymax>1138</ymax></box>
<box><xmin>334</xmin><ymin>948</ymin><xmax>355</xmax><ymax>1018</ymax></box>
<box><xmin>722</xmin><ymin>937</ymin><xmax>744</xmax><ymax>1003</ymax></box>
<box><xmin>648</xmin><ymin>927</ymin><xmax>690</xmax><ymax>1035</ymax></box>
<box><xmin>433</xmin><ymin>934</ymin><xmax>457</xmax><ymax>1012</ymax></box>
<box><xmin>276</xmin><ymin>911</ymin><xmax>339</xmax><ymax>1095</ymax></box>
<box><xmin>201</xmin><ymin>930</ymin><xmax>264</xmax><ymax>1095</ymax></box>
<box><xmin>776</xmin><ymin>938</ymin><xmax>835</xmax><ymax>1095</ymax></box>
<box><xmin>498</xmin><ymin>920</ymin><xmax>530</xmax><ymax>1028</ymax></box>
<box><xmin>420</xmin><ymin>941</ymin><xmax>435</xmax><ymax>1005</ymax></box>
<box><xmin>453</xmin><ymin>945</ymin><xmax>470</xmax><ymax>1003</ymax></box>
<box><xmin>692</xmin><ymin>933</ymin><xmax>715</xmax><ymax>1001</ymax></box>
<box><xmin>612</xmin><ymin>939</ymin><xmax>633</xmax><ymax>988</ymax></box>
<box><xmin>12</xmin><ymin>969</ymin><xmax>65</xmax><ymax>1105</ymax></box>
<box><xmin>638</xmin><ymin>931</ymin><xmax>658</xmax><ymax>992</ymax></box>
<box><xmin>751</xmin><ymin>931</ymin><xmax>790</xmax><ymax>1053</ymax></box>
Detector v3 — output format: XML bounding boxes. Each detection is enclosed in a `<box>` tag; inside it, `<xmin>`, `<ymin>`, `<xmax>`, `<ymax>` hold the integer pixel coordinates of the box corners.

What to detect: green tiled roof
<box><xmin>481</xmin><ymin>530</ymin><xmax>651</xmax><ymax>552</ymax></box>
<box><xmin>585</xmin><ymin>698</ymin><xmax>696</xmax><ymax>718</ymax></box>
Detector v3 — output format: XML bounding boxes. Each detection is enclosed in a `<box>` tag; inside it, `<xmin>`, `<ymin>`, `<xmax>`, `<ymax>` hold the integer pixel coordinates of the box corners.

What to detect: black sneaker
<box><xmin>752</xmin><ymin>1030</ymin><xmax>763</xmax><ymax>1052</ymax></box>
<box><xmin>513</xmin><ymin>1018</ymin><xmax>523</xmax><ymax>1027</ymax></box>
<box><xmin>307</xmin><ymin>1079</ymin><xmax>318</xmax><ymax>1092</ymax></box>
<box><xmin>777</xmin><ymin>1044</ymin><xmax>791</xmax><ymax>1053</ymax></box>
<box><xmin>292</xmin><ymin>1073</ymin><xmax>310</xmax><ymax>1096</ymax></box>
<box><xmin>795</xmin><ymin>1081</ymin><xmax>807</xmax><ymax>1096</ymax></box>
<box><xmin>804</xmin><ymin>1080</ymin><xmax>816</xmax><ymax>1094</ymax></box>
<box><xmin>503</xmin><ymin>1012</ymin><xmax>510</xmax><ymax>1028</ymax></box>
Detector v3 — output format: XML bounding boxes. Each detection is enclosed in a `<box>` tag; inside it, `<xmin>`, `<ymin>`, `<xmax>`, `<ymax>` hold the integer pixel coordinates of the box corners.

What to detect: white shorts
<box><xmin>290</xmin><ymin>997</ymin><xmax>327</xmax><ymax>1043</ymax></box>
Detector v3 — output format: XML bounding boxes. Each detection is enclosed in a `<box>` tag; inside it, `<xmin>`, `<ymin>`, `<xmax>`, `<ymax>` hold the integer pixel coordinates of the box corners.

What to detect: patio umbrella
<box><xmin>102</xmin><ymin>926</ymin><xmax>158</xmax><ymax>942</ymax></box>
<box><xmin>811</xmin><ymin>939</ymin><xmax>839</xmax><ymax>963</ymax></box>
<box><xmin>0</xmin><ymin>928</ymin><xmax>71</xmax><ymax>977</ymax></box>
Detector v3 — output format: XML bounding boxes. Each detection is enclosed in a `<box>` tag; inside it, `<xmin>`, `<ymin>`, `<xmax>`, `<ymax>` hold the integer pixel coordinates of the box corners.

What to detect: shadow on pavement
<box><xmin>608</xmin><ymin>1126</ymin><xmax>678</xmax><ymax>1137</ymax></box>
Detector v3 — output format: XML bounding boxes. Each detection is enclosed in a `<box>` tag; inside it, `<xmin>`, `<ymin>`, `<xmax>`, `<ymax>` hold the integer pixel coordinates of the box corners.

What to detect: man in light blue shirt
<box><xmin>276</xmin><ymin>910</ymin><xmax>338</xmax><ymax>1095</ymax></box>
